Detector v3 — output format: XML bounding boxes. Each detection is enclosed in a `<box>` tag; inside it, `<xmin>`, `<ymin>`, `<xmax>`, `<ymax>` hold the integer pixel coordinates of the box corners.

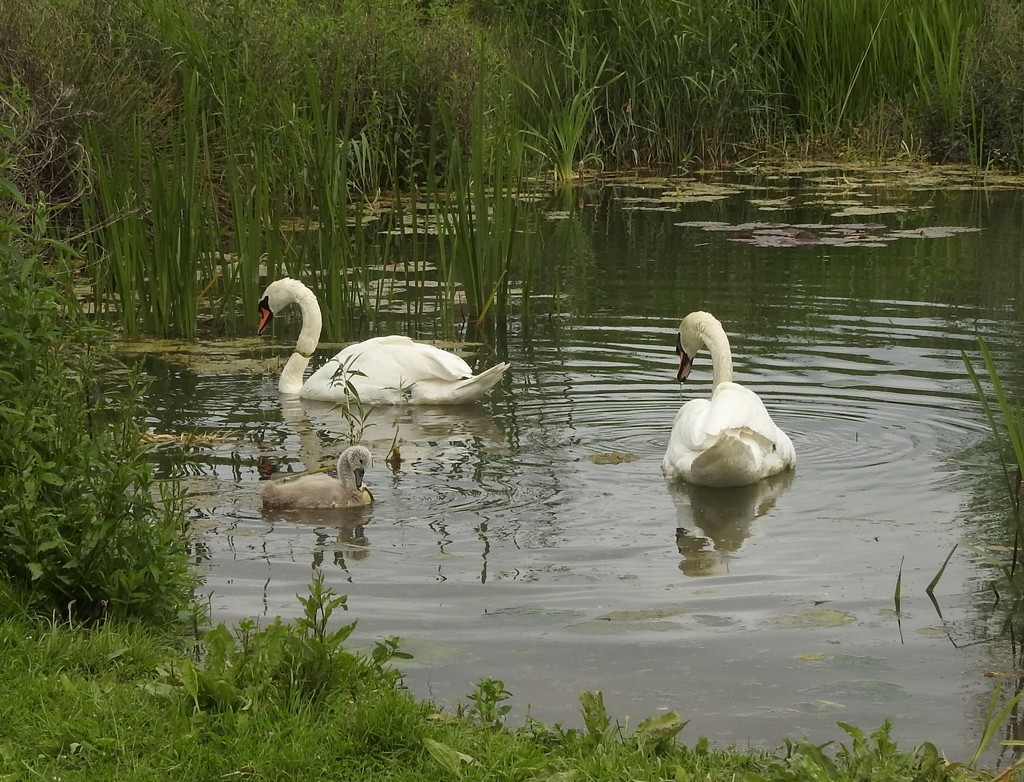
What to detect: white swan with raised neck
<box><xmin>261</xmin><ymin>445</ymin><xmax>374</xmax><ymax>510</ymax></box>
<box><xmin>663</xmin><ymin>311</ymin><xmax>796</xmax><ymax>488</ymax></box>
<box><xmin>257</xmin><ymin>277</ymin><xmax>510</xmax><ymax>405</ymax></box>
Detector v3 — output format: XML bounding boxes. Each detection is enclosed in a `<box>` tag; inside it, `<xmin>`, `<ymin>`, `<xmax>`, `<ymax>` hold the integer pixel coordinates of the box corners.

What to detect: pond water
<box><xmin>143</xmin><ymin>165</ymin><xmax>1024</xmax><ymax>764</ymax></box>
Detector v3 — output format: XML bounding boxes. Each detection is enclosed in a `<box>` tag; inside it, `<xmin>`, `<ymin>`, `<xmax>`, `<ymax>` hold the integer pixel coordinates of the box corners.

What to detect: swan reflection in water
<box><xmin>668</xmin><ymin>470</ymin><xmax>795</xmax><ymax>577</ymax></box>
<box><xmin>276</xmin><ymin>396</ymin><xmax>506</xmax><ymax>471</ymax></box>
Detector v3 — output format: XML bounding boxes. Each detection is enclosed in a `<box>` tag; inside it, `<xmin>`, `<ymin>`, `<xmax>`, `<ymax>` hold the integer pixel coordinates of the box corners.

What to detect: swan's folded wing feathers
<box><xmin>672</xmin><ymin>399</ymin><xmax>716</xmax><ymax>450</ymax></box>
<box><xmin>705</xmin><ymin>382</ymin><xmax>781</xmax><ymax>444</ymax></box>
<box><xmin>352</xmin><ymin>337</ymin><xmax>474</xmax><ymax>382</ymax></box>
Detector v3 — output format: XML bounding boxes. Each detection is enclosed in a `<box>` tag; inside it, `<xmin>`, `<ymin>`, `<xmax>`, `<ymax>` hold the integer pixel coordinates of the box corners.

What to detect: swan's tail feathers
<box><xmin>449</xmin><ymin>361</ymin><xmax>510</xmax><ymax>404</ymax></box>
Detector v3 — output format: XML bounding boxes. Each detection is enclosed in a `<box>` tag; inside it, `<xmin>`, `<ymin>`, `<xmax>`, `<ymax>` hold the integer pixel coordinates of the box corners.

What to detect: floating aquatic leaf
<box><xmin>675</xmin><ymin>220</ymin><xmax>731</xmax><ymax>229</ymax></box>
<box><xmin>807</xmin><ymin>679</ymin><xmax>909</xmax><ymax>702</ymax></box>
<box><xmin>796</xmin><ymin>653</ymin><xmax>830</xmax><ymax>662</ymax></box>
<box><xmin>773</xmin><ymin>608</ymin><xmax>855</xmax><ymax>629</ymax></box>
<box><xmin>887</xmin><ymin>226</ymin><xmax>982</xmax><ymax>239</ymax></box>
<box><xmin>806</xmin><ymin>198</ymin><xmax>868</xmax><ymax>207</ymax></box>
<box><xmin>483</xmin><ymin>606</ymin><xmax>586</xmax><ymax>625</ymax></box>
<box><xmin>597</xmin><ymin>605</ymin><xmax>690</xmax><ymax>621</ymax></box>
<box><xmin>830</xmin><ymin>205</ymin><xmax>910</xmax><ymax>217</ymax></box>
<box><xmin>681</xmin><ymin>217</ymin><xmax>982</xmax><ymax>250</ymax></box>
<box><xmin>567</xmin><ymin>620</ymin><xmax>681</xmax><ymax>635</ymax></box>
<box><xmin>728</xmin><ymin>227</ymin><xmax>820</xmax><ymax>248</ymax></box>
<box><xmin>692</xmin><ymin>614</ymin><xmax>736</xmax><ymax>627</ymax></box>
<box><xmin>588</xmin><ymin>451</ymin><xmax>642</xmax><ymax>465</ymax></box>
<box><xmin>749</xmin><ymin>197</ymin><xmax>794</xmax><ymax>209</ymax></box>
<box><xmin>797</xmin><ymin>653</ymin><xmax>890</xmax><ymax>669</ymax></box>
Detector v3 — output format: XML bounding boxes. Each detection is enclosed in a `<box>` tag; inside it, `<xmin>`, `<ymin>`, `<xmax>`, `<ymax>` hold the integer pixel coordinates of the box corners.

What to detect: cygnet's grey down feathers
<box><xmin>261</xmin><ymin>445</ymin><xmax>373</xmax><ymax>509</ymax></box>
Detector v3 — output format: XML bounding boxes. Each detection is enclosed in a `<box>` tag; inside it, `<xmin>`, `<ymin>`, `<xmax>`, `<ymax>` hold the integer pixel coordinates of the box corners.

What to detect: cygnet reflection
<box><xmin>263</xmin><ymin>503</ymin><xmax>373</xmax><ymax>564</ymax></box>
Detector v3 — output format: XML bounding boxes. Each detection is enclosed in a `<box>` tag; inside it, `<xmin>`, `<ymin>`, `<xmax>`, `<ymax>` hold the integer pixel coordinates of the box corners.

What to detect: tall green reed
<box><xmin>517</xmin><ymin>0</ymin><xmax>764</xmax><ymax>167</ymax></box>
<box><xmin>519</xmin><ymin>27</ymin><xmax>611</xmax><ymax>181</ymax></box>
<box><xmin>433</xmin><ymin>54</ymin><xmax>527</xmax><ymax>334</ymax></box>
<box><xmin>768</xmin><ymin>0</ymin><xmax>980</xmax><ymax>138</ymax></box>
<box><xmin>906</xmin><ymin>0</ymin><xmax>979</xmax><ymax>134</ymax></box>
<box><xmin>963</xmin><ymin>337</ymin><xmax>1024</xmax><ymax>592</ymax></box>
<box><xmin>85</xmin><ymin>70</ymin><xmax>217</xmax><ymax>338</ymax></box>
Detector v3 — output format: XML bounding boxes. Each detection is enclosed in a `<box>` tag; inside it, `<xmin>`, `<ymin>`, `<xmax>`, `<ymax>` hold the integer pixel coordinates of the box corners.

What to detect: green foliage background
<box><xmin>3</xmin><ymin>0</ymin><xmax>1023</xmax><ymax>338</ymax></box>
<box><xmin>0</xmin><ymin>148</ymin><xmax>194</xmax><ymax>622</ymax></box>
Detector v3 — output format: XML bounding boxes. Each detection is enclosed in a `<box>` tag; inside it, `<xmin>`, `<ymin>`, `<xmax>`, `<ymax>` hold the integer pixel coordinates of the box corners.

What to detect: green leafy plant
<box><xmin>580</xmin><ymin>690</ymin><xmax>619</xmax><ymax>743</ymax></box>
<box><xmin>464</xmin><ymin>677</ymin><xmax>513</xmax><ymax>728</ymax></box>
<box><xmin>773</xmin><ymin>720</ymin><xmax>949</xmax><ymax>782</ymax></box>
<box><xmin>0</xmin><ymin>164</ymin><xmax>195</xmax><ymax>623</ymax></box>
<box><xmin>328</xmin><ymin>356</ymin><xmax>373</xmax><ymax>445</ymax></box>
<box><xmin>164</xmin><ymin>572</ymin><xmax>401</xmax><ymax>714</ymax></box>
<box><xmin>519</xmin><ymin>27</ymin><xmax>612</xmax><ymax>182</ymax></box>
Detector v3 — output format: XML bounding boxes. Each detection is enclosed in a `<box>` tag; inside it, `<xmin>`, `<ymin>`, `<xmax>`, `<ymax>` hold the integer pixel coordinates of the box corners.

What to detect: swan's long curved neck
<box><xmin>335</xmin><ymin>454</ymin><xmax>353</xmax><ymax>488</ymax></box>
<box><xmin>279</xmin><ymin>281</ymin><xmax>323</xmax><ymax>395</ymax></box>
<box><xmin>696</xmin><ymin>316</ymin><xmax>734</xmax><ymax>388</ymax></box>
<box><xmin>335</xmin><ymin>453</ymin><xmax>364</xmax><ymax>490</ymax></box>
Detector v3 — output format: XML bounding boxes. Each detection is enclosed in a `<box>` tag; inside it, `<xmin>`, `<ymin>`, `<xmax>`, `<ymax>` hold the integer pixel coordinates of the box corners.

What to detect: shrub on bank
<box><xmin>0</xmin><ymin>158</ymin><xmax>194</xmax><ymax>623</ymax></box>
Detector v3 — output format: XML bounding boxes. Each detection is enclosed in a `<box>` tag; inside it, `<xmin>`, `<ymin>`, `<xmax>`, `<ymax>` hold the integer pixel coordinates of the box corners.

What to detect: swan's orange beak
<box><xmin>676</xmin><ymin>335</ymin><xmax>693</xmax><ymax>381</ymax></box>
<box><xmin>257</xmin><ymin>299</ymin><xmax>273</xmax><ymax>335</ymax></box>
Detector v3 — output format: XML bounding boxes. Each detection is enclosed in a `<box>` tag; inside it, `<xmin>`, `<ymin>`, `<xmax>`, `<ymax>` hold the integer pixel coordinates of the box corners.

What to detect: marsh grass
<box><xmin>85</xmin><ymin>72</ymin><xmax>219</xmax><ymax>338</ymax></box>
<box><xmin>767</xmin><ymin>0</ymin><xmax>982</xmax><ymax>144</ymax></box>
<box><xmin>19</xmin><ymin>0</ymin><xmax>1024</xmax><ymax>342</ymax></box>
<box><xmin>433</xmin><ymin>56</ymin><xmax>529</xmax><ymax>332</ymax></box>
<box><xmin>516</xmin><ymin>0</ymin><xmax>768</xmax><ymax>167</ymax></box>
<box><xmin>518</xmin><ymin>26</ymin><xmax>611</xmax><ymax>181</ymax></box>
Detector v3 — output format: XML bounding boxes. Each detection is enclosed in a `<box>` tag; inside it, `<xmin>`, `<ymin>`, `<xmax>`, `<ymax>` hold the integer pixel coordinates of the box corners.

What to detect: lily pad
<box><xmin>807</xmin><ymin>679</ymin><xmax>909</xmax><ymax>702</ymax></box>
<box><xmin>588</xmin><ymin>451</ymin><xmax>642</xmax><ymax>465</ymax></box>
<box><xmin>829</xmin><ymin>205</ymin><xmax>909</xmax><ymax>217</ymax></box>
<box><xmin>597</xmin><ymin>606</ymin><xmax>690</xmax><ymax>622</ymax></box>
<box><xmin>567</xmin><ymin>620</ymin><xmax>682</xmax><ymax>635</ymax></box>
<box><xmin>773</xmin><ymin>608</ymin><xmax>855</xmax><ymax>629</ymax></box>
<box><xmin>887</xmin><ymin>226</ymin><xmax>982</xmax><ymax>239</ymax></box>
<box><xmin>681</xmin><ymin>217</ymin><xmax>982</xmax><ymax>250</ymax></box>
<box><xmin>795</xmin><ymin>653</ymin><xmax>890</xmax><ymax>669</ymax></box>
<box><xmin>692</xmin><ymin>614</ymin><xmax>737</xmax><ymax>627</ymax></box>
<box><xmin>483</xmin><ymin>606</ymin><xmax>586</xmax><ymax>625</ymax></box>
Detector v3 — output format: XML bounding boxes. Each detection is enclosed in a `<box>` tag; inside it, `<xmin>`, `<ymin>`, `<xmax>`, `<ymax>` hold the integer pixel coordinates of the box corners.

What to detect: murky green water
<box><xmin>143</xmin><ymin>166</ymin><xmax>1024</xmax><ymax>763</ymax></box>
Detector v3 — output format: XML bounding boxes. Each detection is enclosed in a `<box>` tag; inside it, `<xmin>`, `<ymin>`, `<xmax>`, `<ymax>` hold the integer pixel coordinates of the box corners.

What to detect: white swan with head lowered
<box><xmin>261</xmin><ymin>445</ymin><xmax>374</xmax><ymax>510</ymax></box>
<box><xmin>257</xmin><ymin>277</ymin><xmax>510</xmax><ymax>404</ymax></box>
<box><xmin>662</xmin><ymin>311</ymin><xmax>796</xmax><ymax>488</ymax></box>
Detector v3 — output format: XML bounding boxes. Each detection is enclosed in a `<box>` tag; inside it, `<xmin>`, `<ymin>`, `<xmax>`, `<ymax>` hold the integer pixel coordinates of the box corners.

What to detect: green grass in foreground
<box><xmin>0</xmin><ymin>579</ymin><xmax>992</xmax><ymax>782</ymax></box>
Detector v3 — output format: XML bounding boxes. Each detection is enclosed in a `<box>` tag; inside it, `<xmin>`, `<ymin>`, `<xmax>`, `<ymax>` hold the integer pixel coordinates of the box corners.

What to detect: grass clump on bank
<box><xmin>0</xmin><ymin>574</ymin><xmax>990</xmax><ymax>782</ymax></box>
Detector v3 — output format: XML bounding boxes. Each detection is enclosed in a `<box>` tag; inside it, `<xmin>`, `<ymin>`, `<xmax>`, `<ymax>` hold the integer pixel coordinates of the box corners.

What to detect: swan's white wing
<box><xmin>663</xmin><ymin>381</ymin><xmax>795</xmax><ymax>487</ymax></box>
<box><xmin>299</xmin><ymin>335</ymin><xmax>501</xmax><ymax>404</ymax></box>
<box><xmin>349</xmin><ymin>336</ymin><xmax>475</xmax><ymax>381</ymax></box>
<box><xmin>703</xmin><ymin>382</ymin><xmax>782</xmax><ymax>446</ymax></box>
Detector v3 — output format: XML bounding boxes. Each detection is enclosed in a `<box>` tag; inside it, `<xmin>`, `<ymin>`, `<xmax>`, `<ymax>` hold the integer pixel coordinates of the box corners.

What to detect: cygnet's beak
<box><xmin>354</xmin><ymin>467</ymin><xmax>366</xmax><ymax>486</ymax></box>
<box><xmin>257</xmin><ymin>297</ymin><xmax>273</xmax><ymax>335</ymax></box>
<box><xmin>676</xmin><ymin>334</ymin><xmax>693</xmax><ymax>382</ymax></box>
